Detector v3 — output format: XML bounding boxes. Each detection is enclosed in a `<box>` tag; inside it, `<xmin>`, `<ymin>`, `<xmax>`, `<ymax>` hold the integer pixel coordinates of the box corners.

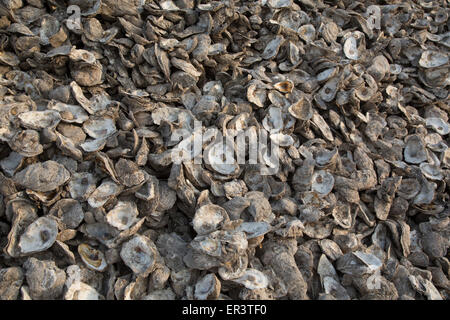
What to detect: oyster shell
<box><xmin>13</xmin><ymin>161</ymin><xmax>70</xmax><ymax>192</ymax></box>
<box><xmin>18</xmin><ymin>111</ymin><xmax>61</xmax><ymax>130</ymax></box>
<box><xmin>192</xmin><ymin>204</ymin><xmax>229</xmax><ymax>235</ymax></box>
<box><xmin>120</xmin><ymin>235</ymin><xmax>158</xmax><ymax>276</ymax></box>
<box><xmin>78</xmin><ymin>244</ymin><xmax>108</xmax><ymax>272</ymax></box>
<box><xmin>231</xmin><ymin>269</ymin><xmax>269</xmax><ymax>290</ymax></box>
<box><xmin>18</xmin><ymin>217</ymin><xmax>58</xmax><ymax>255</ymax></box>
<box><xmin>106</xmin><ymin>201</ymin><xmax>139</xmax><ymax>231</ymax></box>
<box><xmin>194</xmin><ymin>273</ymin><xmax>221</xmax><ymax>300</ymax></box>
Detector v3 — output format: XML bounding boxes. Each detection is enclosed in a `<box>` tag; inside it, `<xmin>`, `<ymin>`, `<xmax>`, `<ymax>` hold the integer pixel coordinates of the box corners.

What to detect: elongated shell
<box><xmin>231</xmin><ymin>269</ymin><xmax>269</xmax><ymax>290</ymax></box>
<box><xmin>343</xmin><ymin>37</ymin><xmax>359</xmax><ymax>60</ymax></box>
<box><xmin>419</xmin><ymin>51</ymin><xmax>449</xmax><ymax>68</ymax></box>
<box><xmin>13</xmin><ymin>160</ymin><xmax>71</xmax><ymax>192</ymax></box>
<box><xmin>18</xmin><ymin>110</ymin><xmax>61</xmax><ymax>129</ymax></box>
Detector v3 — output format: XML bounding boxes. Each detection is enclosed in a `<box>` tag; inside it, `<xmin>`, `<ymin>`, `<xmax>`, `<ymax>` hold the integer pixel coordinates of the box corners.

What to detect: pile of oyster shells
<box><xmin>0</xmin><ymin>0</ymin><xmax>448</xmax><ymax>300</ymax></box>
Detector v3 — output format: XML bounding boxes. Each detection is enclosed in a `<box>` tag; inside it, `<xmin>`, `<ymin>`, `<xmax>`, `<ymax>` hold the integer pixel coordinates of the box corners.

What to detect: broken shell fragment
<box><xmin>288</xmin><ymin>96</ymin><xmax>313</xmax><ymax>121</ymax></box>
<box><xmin>231</xmin><ymin>269</ymin><xmax>269</xmax><ymax>290</ymax></box>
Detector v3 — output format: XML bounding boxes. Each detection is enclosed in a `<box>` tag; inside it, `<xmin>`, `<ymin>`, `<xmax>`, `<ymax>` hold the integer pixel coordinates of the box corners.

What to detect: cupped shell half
<box><xmin>78</xmin><ymin>243</ymin><xmax>108</xmax><ymax>272</ymax></box>
<box><xmin>192</xmin><ymin>204</ymin><xmax>229</xmax><ymax>235</ymax></box>
<box><xmin>120</xmin><ymin>235</ymin><xmax>157</xmax><ymax>276</ymax></box>
<box><xmin>18</xmin><ymin>216</ymin><xmax>58</xmax><ymax>255</ymax></box>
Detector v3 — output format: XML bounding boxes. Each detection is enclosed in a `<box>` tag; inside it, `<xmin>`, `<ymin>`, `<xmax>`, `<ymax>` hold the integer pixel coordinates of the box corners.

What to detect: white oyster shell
<box><xmin>106</xmin><ymin>201</ymin><xmax>139</xmax><ymax>231</ymax></box>
<box><xmin>192</xmin><ymin>204</ymin><xmax>229</xmax><ymax>235</ymax></box>
<box><xmin>18</xmin><ymin>217</ymin><xmax>58</xmax><ymax>255</ymax></box>
<box><xmin>231</xmin><ymin>269</ymin><xmax>269</xmax><ymax>290</ymax></box>
<box><xmin>18</xmin><ymin>110</ymin><xmax>61</xmax><ymax>129</ymax></box>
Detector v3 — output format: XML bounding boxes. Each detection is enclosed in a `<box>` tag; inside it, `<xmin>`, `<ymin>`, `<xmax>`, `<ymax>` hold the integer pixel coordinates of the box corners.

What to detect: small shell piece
<box><xmin>273</xmin><ymin>80</ymin><xmax>294</xmax><ymax>93</ymax></box>
<box><xmin>106</xmin><ymin>201</ymin><xmax>139</xmax><ymax>231</ymax></box>
<box><xmin>194</xmin><ymin>273</ymin><xmax>221</xmax><ymax>300</ymax></box>
<box><xmin>120</xmin><ymin>235</ymin><xmax>157</xmax><ymax>276</ymax></box>
<box><xmin>192</xmin><ymin>204</ymin><xmax>229</xmax><ymax>235</ymax></box>
<box><xmin>18</xmin><ymin>217</ymin><xmax>58</xmax><ymax>255</ymax></box>
<box><xmin>77</xmin><ymin>244</ymin><xmax>108</xmax><ymax>272</ymax></box>
<box><xmin>231</xmin><ymin>269</ymin><xmax>269</xmax><ymax>290</ymax></box>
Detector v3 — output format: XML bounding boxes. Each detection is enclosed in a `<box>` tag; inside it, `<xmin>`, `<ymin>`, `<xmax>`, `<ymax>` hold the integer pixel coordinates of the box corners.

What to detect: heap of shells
<box><xmin>0</xmin><ymin>0</ymin><xmax>449</xmax><ymax>300</ymax></box>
